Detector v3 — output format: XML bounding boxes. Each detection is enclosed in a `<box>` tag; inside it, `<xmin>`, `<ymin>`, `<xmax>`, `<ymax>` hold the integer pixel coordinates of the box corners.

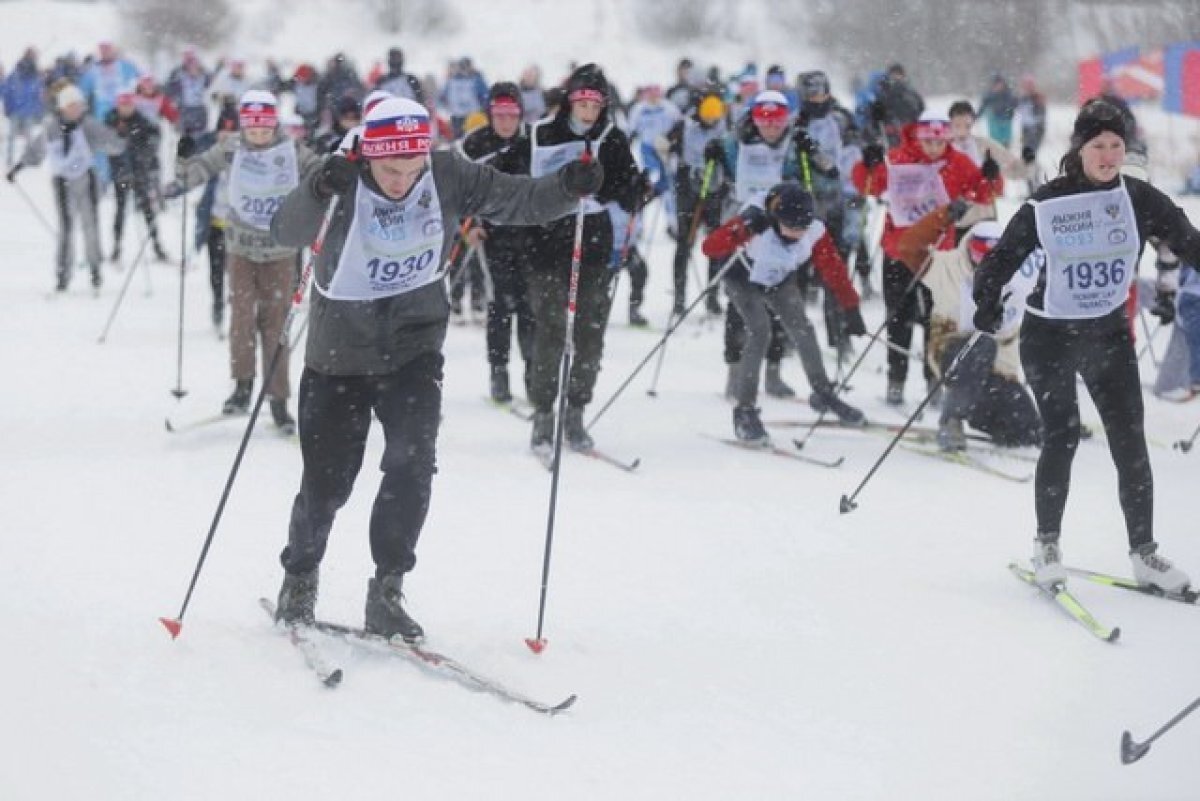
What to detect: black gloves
<box><xmin>1021</xmin><ymin>146</ymin><xmax>1036</xmax><ymax>165</ymax></box>
<box><xmin>315</xmin><ymin>154</ymin><xmax>358</xmax><ymax>199</ymax></box>
<box><xmin>1150</xmin><ymin>291</ymin><xmax>1177</xmax><ymax>325</ymax></box>
<box><xmin>947</xmin><ymin>199</ymin><xmax>970</xmax><ymax>222</ymax></box>
<box><xmin>795</xmin><ymin>130</ymin><xmax>818</xmax><ymax>157</ymax></box>
<box><xmin>973</xmin><ymin>298</ymin><xmax>1004</xmax><ymax>333</ymax></box>
<box><xmin>844</xmin><ymin>307</ymin><xmax>867</xmax><ymax>337</ymax></box>
<box><xmin>559</xmin><ymin>158</ymin><xmax>604</xmax><ymax>197</ymax></box>
<box><xmin>862</xmin><ymin>143</ymin><xmax>884</xmax><ymax>170</ymax></box>
<box><xmin>176</xmin><ymin>135</ymin><xmax>196</xmax><ymax>160</ymax></box>
<box><xmin>981</xmin><ymin>152</ymin><xmax>1000</xmax><ymax>181</ymax></box>
<box><xmin>5</xmin><ymin>163</ymin><xmax>22</xmax><ymax>183</ymax></box>
<box><xmin>741</xmin><ymin>206</ymin><xmax>770</xmax><ymax>234</ymax></box>
<box><xmin>703</xmin><ymin>139</ymin><xmax>725</xmax><ymax>164</ymax></box>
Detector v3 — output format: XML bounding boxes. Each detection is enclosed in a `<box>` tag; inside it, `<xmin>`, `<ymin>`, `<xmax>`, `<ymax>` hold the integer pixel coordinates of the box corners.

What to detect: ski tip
<box><xmin>324</xmin><ymin>669</ymin><xmax>344</xmax><ymax>688</ymax></box>
<box><xmin>1108</xmin><ymin>626</ymin><xmax>1122</xmax><ymax>643</ymax></box>
<box><xmin>1120</xmin><ymin>730</ymin><xmax>1150</xmax><ymax>764</ymax></box>
<box><xmin>629</xmin><ymin>458</ymin><xmax>642</xmax><ymax>471</ymax></box>
<box><xmin>838</xmin><ymin>494</ymin><xmax>857</xmax><ymax>515</ymax></box>
<box><xmin>525</xmin><ymin>637</ymin><xmax>547</xmax><ymax>654</ymax></box>
<box><xmin>550</xmin><ymin>694</ymin><xmax>579</xmax><ymax>714</ymax></box>
<box><xmin>164</xmin><ymin>418</ymin><xmax>175</xmax><ymax>433</ymax></box>
<box><xmin>159</xmin><ymin>617</ymin><xmax>183</xmax><ymax>639</ymax></box>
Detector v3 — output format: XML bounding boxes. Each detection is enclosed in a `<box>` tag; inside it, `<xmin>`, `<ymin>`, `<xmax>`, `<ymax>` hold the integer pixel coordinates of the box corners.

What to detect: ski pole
<box><xmin>1174</xmin><ymin>418</ymin><xmax>1200</xmax><ymax>453</ymax></box>
<box><xmin>648</xmin><ymin>160</ymin><xmax>715</xmax><ymax>398</ymax></box>
<box><xmin>795</xmin><ymin>253</ymin><xmax>932</xmax><ymax>451</ymax></box>
<box><xmin>10</xmin><ymin>174</ymin><xmax>59</xmax><ymax>241</ymax></box>
<box><xmin>170</xmin><ymin>188</ymin><xmax>189</xmax><ymax>399</ymax></box>
<box><xmin>1136</xmin><ymin>317</ymin><xmax>1161</xmax><ymax>363</ymax></box>
<box><xmin>159</xmin><ymin>195</ymin><xmax>340</xmax><ymax>640</ymax></box>
<box><xmin>1121</xmin><ymin>694</ymin><xmax>1200</xmax><ymax>764</ymax></box>
<box><xmin>840</xmin><ymin>330</ymin><xmax>986</xmax><ymax>514</ymax></box>
<box><xmin>1137</xmin><ymin>308</ymin><xmax>1161</xmax><ymax>367</ymax></box>
<box><xmin>96</xmin><ymin>225</ymin><xmax>155</xmax><ymax>343</ymax></box>
<box><xmin>527</xmin><ymin>145</ymin><xmax>591</xmax><ymax>655</ymax></box>
<box><xmin>588</xmin><ymin>252</ymin><xmax>746</xmax><ymax>431</ymax></box>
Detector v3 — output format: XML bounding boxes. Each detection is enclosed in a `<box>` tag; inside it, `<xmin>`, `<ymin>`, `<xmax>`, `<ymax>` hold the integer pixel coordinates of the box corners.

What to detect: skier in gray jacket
<box><xmin>8</xmin><ymin>83</ymin><xmax>126</xmax><ymax>292</ymax></box>
<box><xmin>268</xmin><ymin>97</ymin><xmax>603</xmax><ymax>640</ymax></box>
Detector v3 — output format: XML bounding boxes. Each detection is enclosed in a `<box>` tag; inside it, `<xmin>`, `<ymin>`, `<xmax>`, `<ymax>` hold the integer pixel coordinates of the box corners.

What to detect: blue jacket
<box><xmin>3</xmin><ymin>60</ymin><xmax>44</xmax><ymax>120</ymax></box>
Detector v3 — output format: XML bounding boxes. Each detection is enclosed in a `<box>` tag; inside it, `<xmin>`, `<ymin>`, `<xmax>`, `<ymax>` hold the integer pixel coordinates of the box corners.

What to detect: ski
<box><xmin>1009</xmin><ymin>563</ymin><xmax>1121</xmax><ymax>643</ymax></box>
<box><xmin>305</xmin><ymin>616</ymin><xmax>576</xmax><ymax>715</ymax></box>
<box><xmin>486</xmin><ymin>396</ymin><xmax>535</xmax><ymax>422</ymax></box>
<box><xmin>704</xmin><ymin>434</ymin><xmax>844</xmax><ymax>468</ymax></box>
<box><xmin>900</xmin><ymin>443</ymin><xmax>1032</xmax><ymax>483</ymax></box>
<box><xmin>258</xmin><ymin>598</ymin><xmax>344</xmax><ymax>687</ymax></box>
<box><xmin>576</xmin><ymin>447</ymin><xmax>641</xmax><ymax>472</ymax></box>
<box><xmin>1065</xmin><ymin>567</ymin><xmax>1200</xmax><ymax>605</ymax></box>
<box><xmin>164</xmin><ymin>413</ymin><xmax>237</xmax><ymax>433</ymax></box>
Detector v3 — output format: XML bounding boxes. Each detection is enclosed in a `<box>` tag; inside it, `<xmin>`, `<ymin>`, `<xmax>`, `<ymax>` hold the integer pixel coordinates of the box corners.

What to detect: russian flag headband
<box><xmin>361</xmin><ymin>113</ymin><xmax>432</xmax><ymax>158</ymax></box>
<box><xmin>568</xmin><ymin>88</ymin><xmax>606</xmax><ymax>105</ymax></box>
<box><xmin>239</xmin><ymin>101</ymin><xmax>278</xmax><ymax>128</ymax></box>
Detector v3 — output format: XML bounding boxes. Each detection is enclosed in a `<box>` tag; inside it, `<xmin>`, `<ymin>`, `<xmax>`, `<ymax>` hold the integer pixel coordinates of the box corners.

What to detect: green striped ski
<box><xmin>1066</xmin><ymin>566</ymin><xmax>1200</xmax><ymax>605</ymax></box>
<box><xmin>1009</xmin><ymin>563</ymin><xmax>1121</xmax><ymax>642</ymax></box>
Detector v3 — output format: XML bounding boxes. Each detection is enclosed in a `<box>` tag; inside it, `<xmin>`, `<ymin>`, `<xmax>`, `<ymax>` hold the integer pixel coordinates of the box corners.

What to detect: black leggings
<box><xmin>1021</xmin><ymin>311</ymin><xmax>1152</xmax><ymax>548</ymax></box>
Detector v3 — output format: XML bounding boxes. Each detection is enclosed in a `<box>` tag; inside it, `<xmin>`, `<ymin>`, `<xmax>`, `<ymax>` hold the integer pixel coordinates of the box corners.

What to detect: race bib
<box><xmin>885</xmin><ymin>162</ymin><xmax>950</xmax><ymax>227</ymax></box>
<box><xmin>228</xmin><ymin>140</ymin><xmax>299</xmax><ymax>231</ymax></box>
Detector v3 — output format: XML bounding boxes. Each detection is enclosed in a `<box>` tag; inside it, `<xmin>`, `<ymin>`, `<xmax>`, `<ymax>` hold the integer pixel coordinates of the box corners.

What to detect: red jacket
<box><xmin>851</xmin><ymin>123</ymin><xmax>1001</xmax><ymax>260</ymax></box>
<box><xmin>702</xmin><ymin>215</ymin><xmax>860</xmax><ymax>310</ymax></box>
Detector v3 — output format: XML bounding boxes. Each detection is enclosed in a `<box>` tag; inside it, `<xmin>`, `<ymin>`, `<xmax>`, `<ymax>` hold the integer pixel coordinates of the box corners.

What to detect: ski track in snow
<box><xmin>3</xmin><ymin>4</ymin><xmax>1200</xmax><ymax>799</ymax></box>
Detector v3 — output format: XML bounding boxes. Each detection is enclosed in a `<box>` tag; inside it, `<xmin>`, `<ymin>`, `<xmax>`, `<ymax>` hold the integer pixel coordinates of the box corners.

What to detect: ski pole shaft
<box><xmin>170</xmin><ymin>190</ymin><xmax>189</xmax><ymax>399</ymax></box>
<box><xmin>840</xmin><ymin>331</ymin><xmax>985</xmax><ymax>514</ymax></box>
<box><xmin>588</xmin><ymin>252</ymin><xmax>745</xmax><ymax>431</ymax></box>
<box><xmin>96</xmin><ymin>225</ymin><xmax>154</xmax><ymax>343</ymax></box>
<box><xmin>648</xmin><ymin>162</ymin><xmax>716</xmax><ymax>398</ymax></box>
<box><xmin>528</xmin><ymin>187</ymin><xmax>588</xmax><ymax>654</ymax></box>
<box><xmin>796</xmin><ymin>254</ymin><xmax>932</xmax><ymax>450</ymax></box>
<box><xmin>1137</xmin><ymin>309</ymin><xmax>1160</xmax><ymax>367</ymax></box>
<box><xmin>160</xmin><ymin>195</ymin><xmax>340</xmax><ymax>640</ymax></box>
<box><xmin>1121</xmin><ymin>695</ymin><xmax>1200</xmax><ymax>764</ymax></box>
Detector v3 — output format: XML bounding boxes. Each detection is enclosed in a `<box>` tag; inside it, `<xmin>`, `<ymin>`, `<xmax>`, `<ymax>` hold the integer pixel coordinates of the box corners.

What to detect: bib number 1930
<box><xmin>1061</xmin><ymin>258</ymin><xmax>1125</xmax><ymax>291</ymax></box>
<box><xmin>367</xmin><ymin>249</ymin><xmax>435</xmax><ymax>283</ymax></box>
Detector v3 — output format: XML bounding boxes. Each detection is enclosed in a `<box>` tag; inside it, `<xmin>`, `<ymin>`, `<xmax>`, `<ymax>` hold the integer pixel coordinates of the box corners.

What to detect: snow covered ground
<box><xmin>3</xmin><ymin>2</ymin><xmax>1200</xmax><ymax>799</ymax></box>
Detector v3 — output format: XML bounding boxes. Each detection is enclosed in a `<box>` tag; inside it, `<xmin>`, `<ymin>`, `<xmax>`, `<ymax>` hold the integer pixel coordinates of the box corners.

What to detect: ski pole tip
<box><xmin>525</xmin><ymin>637</ymin><xmax>547</xmax><ymax>654</ymax></box>
<box><xmin>839</xmin><ymin>495</ymin><xmax>857</xmax><ymax>515</ymax></box>
<box><xmin>159</xmin><ymin>617</ymin><xmax>183</xmax><ymax>639</ymax></box>
<box><xmin>1120</xmin><ymin>730</ymin><xmax>1150</xmax><ymax>764</ymax></box>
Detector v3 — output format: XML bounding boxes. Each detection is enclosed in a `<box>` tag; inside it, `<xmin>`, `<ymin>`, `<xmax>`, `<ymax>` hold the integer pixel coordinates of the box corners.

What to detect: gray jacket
<box><xmin>273</xmin><ymin>150</ymin><xmax>578</xmax><ymax>376</ymax></box>
<box><xmin>20</xmin><ymin>115</ymin><xmax>126</xmax><ymax>180</ymax></box>
<box><xmin>177</xmin><ymin>131</ymin><xmax>321</xmax><ymax>263</ymax></box>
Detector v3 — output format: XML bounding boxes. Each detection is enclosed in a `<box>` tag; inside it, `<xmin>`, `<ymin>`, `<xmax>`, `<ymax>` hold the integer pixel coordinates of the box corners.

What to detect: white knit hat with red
<box><xmin>360</xmin><ymin>97</ymin><xmax>432</xmax><ymax>159</ymax></box>
<box><xmin>238</xmin><ymin>89</ymin><xmax>279</xmax><ymax>129</ymax></box>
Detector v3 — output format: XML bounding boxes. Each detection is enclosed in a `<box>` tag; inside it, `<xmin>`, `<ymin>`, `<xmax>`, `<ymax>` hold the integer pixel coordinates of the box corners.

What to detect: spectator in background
<box><xmin>978</xmin><ymin>73</ymin><xmax>1017</xmax><ymax>148</ymax></box>
<box><xmin>78</xmin><ymin>41</ymin><xmax>139</xmax><ymax>123</ymax></box>
<box><xmin>133</xmin><ymin>75</ymin><xmax>179</xmax><ymax>130</ymax></box>
<box><xmin>518</xmin><ymin>65</ymin><xmax>546</xmax><ymax>124</ymax></box>
<box><xmin>872</xmin><ymin>63</ymin><xmax>924</xmax><ymax>147</ymax></box>
<box><xmin>375</xmin><ymin>47</ymin><xmax>424</xmax><ymax>104</ymax></box>
<box><xmin>440</xmin><ymin>57</ymin><xmax>488</xmax><ymax>137</ymax></box>
<box><xmin>1016</xmin><ymin>74</ymin><xmax>1046</xmax><ymax>162</ymax></box>
<box><xmin>317</xmin><ymin>53</ymin><xmax>364</xmax><ymax>121</ymax></box>
<box><xmin>764</xmin><ymin>65</ymin><xmax>797</xmax><ymax>111</ymax></box>
<box><xmin>3</xmin><ymin>48</ymin><xmax>45</xmax><ymax>168</ymax></box>
<box><xmin>286</xmin><ymin>64</ymin><xmax>321</xmax><ymax>136</ymax></box>
<box><xmin>210</xmin><ymin>58</ymin><xmax>251</xmax><ymax>105</ymax></box>
<box><xmin>165</xmin><ymin>47</ymin><xmax>211</xmax><ymax>135</ymax></box>
<box><xmin>666</xmin><ymin>57</ymin><xmax>697</xmax><ymax>113</ymax></box>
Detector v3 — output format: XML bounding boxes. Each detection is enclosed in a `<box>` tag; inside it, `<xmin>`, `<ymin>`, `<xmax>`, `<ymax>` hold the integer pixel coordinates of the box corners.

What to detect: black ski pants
<box><xmin>282</xmin><ymin>354</ymin><xmax>443</xmax><ymax>578</ymax></box>
<box><xmin>1020</xmin><ymin>311</ymin><xmax>1153</xmax><ymax>549</ymax></box>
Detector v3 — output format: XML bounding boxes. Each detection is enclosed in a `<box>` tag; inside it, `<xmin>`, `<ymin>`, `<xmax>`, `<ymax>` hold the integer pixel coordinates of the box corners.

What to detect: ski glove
<box><xmin>741</xmin><ymin>205</ymin><xmax>770</xmax><ymax>235</ymax></box>
<box><xmin>972</xmin><ymin>298</ymin><xmax>1004</xmax><ymax>334</ymax></box>
<box><xmin>844</xmin><ymin>307</ymin><xmax>867</xmax><ymax>337</ymax></box>
<box><xmin>176</xmin><ymin>135</ymin><xmax>196</xmax><ymax>160</ymax></box>
<box><xmin>314</xmin><ymin>154</ymin><xmax>358</xmax><ymax>200</ymax></box>
<box><xmin>1150</xmin><ymin>291</ymin><xmax>1177</xmax><ymax>325</ymax></box>
<box><xmin>981</xmin><ymin>152</ymin><xmax>1001</xmax><ymax>181</ymax></box>
<box><xmin>5</xmin><ymin>163</ymin><xmax>22</xmax><ymax>183</ymax></box>
<box><xmin>1021</xmin><ymin>146</ymin><xmax>1036</xmax><ymax>165</ymax></box>
<box><xmin>559</xmin><ymin>158</ymin><xmax>604</xmax><ymax>197</ymax></box>
<box><xmin>862</xmin><ymin>143</ymin><xmax>885</xmax><ymax>170</ymax></box>
<box><xmin>947</xmin><ymin>199</ymin><xmax>970</xmax><ymax>222</ymax></box>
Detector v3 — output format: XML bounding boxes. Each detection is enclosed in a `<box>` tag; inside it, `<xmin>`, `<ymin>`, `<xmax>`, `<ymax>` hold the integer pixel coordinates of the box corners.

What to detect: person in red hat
<box><xmin>852</xmin><ymin>109</ymin><xmax>1000</xmax><ymax>407</ymax></box>
<box><xmin>169</xmin><ymin>89</ymin><xmax>322</xmax><ymax>430</ymax></box>
<box><xmin>267</xmin><ymin>96</ymin><xmax>604</xmax><ymax>639</ymax></box>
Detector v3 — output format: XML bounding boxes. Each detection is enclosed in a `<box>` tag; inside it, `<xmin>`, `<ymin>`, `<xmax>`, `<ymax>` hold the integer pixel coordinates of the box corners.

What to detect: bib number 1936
<box><xmin>1061</xmin><ymin>258</ymin><xmax>1125</xmax><ymax>291</ymax></box>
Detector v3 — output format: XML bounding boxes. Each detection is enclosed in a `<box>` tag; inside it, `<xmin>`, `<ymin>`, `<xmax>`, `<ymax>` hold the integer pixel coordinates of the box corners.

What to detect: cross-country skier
<box><xmin>267</xmin><ymin>96</ymin><xmax>602</xmax><ymax>638</ymax></box>
<box><xmin>973</xmin><ymin>99</ymin><xmax>1200</xmax><ymax>592</ymax></box>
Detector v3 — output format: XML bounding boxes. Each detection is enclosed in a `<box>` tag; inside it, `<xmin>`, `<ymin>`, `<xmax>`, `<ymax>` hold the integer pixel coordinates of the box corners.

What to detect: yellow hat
<box><xmin>698</xmin><ymin>95</ymin><xmax>725</xmax><ymax>124</ymax></box>
<box><xmin>464</xmin><ymin>110</ymin><xmax>489</xmax><ymax>134</ymax></box>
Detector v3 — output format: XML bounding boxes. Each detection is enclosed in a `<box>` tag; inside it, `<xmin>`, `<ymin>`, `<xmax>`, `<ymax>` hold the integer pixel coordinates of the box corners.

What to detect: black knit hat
<box><xmin>488</xmin><ymin>81</ymin><xmax>523</xmax><ymax>114</ymax></box>
<box><xmin>766</xmin><ymin>182</ymin><xmax>815</xmax><ymax>229</ymax></box>
<box><xmin>1072</xmin><ymin>99</ymin><xmax>1127</xmax><ymax>147</ymax></box>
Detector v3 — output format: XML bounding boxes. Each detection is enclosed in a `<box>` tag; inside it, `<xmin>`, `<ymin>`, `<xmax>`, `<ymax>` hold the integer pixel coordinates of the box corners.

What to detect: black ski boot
<box><xmin>563</xmin><ymin>405</ymin><xmax>594</xmax><ymax>451</ymax></box>
<box><xmin>530</xmin><ymin>409</ymin><xmax>554</xmax><ymax>451</ymax></box>
<box><xmin>275</xmin><ymin>568</ymin><xmax>318</xmax><ymax>626</ymax></box>
<box><xmin>764</xmin><ymin>361</ymin><xmax>796</xmax><ymax>398</ymax></box>
<box><xmin>733</xmin><ymin>404</ymin><xmax>770</xmax><ymax>446</ymax></box>
<box><xmin>629</xmin><ymin>302</ymin><xmax>649</xmax><ymax>327</ymax></box>
<box><xmin>809</xmin><ymin>386</ymin><xmax>866</xmax><ymax>426</ymax></box>
<box><xmin>270</xmin><ymin>398</ymin><xmax>296</xmax><ymax>435</ymax></box>
<box><xmin>490</xmin><ymin>365</ymin><xmax>512</xmax><ymax>404</ymax></box>
<box><xmin>153</xmin><ymin>241</ymin><xmax>170</xmax><ymax>263</ymax></box>
<box><xmin>222</xmin><ymin>379</ymin><xmax>253</xmax><ymax>415</ymax></box>
<box><xmin>364</xmin><ymin>574</ymin><xmax>424</xmax><ymax>643</ymax></box>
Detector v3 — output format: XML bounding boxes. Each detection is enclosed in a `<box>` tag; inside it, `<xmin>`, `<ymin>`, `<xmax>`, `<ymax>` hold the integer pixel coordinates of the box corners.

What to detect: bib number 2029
<box><xmin>1061</xmin><ymin>258</ymin><xmax>1125</xmax><ymax>291</ymax></box>
<box><xmin>367</xmin><ymin>249</ymin><xmax>435</xmax><ymax>284</ymax></box>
